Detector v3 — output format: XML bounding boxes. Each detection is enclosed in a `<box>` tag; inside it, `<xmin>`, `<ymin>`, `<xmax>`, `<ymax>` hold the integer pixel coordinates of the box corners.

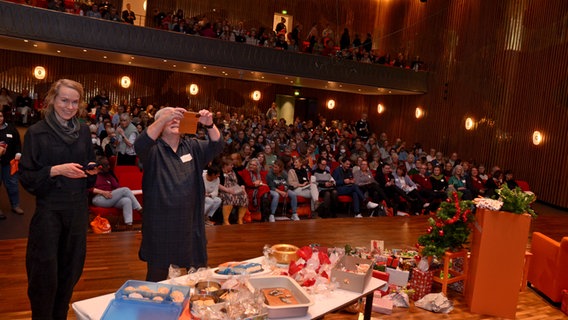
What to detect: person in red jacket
<box><xmin>240</xmin><ymin>158</ymin><xmax>271</xmax><ymax>221</ymax></box>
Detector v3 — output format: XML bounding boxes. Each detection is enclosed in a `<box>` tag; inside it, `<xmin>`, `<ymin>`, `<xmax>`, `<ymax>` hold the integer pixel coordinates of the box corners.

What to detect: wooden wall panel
<box><xmin>360</xmin><ymin>0</ymin><xmax>568</xmax><ymax>207</ymax></box>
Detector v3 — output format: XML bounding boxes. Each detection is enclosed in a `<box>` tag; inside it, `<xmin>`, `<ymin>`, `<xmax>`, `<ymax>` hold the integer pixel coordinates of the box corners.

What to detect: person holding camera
<box><xmin>101</xmin><ymin>127</ymin><xmax>119</xmax><ymax>158</ymax></box>
<box><xmin>134</xmin><ymin>107</ymin><xmax>223</xmax><ymax>281</ymax></box>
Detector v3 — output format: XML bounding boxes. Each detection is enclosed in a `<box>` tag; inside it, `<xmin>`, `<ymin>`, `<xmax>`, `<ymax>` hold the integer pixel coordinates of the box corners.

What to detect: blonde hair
<box><xmin>43</xmin><ymin>79</ymin><xmax>85</xmax><ymax>116</ymax></box>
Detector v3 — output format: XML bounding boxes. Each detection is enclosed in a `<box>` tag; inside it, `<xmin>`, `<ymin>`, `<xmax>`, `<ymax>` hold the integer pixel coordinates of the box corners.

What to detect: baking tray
<box><xmin>246</xmin><ymin>276</ymin><xmax>313</xmax><ymax>319</ymax></box>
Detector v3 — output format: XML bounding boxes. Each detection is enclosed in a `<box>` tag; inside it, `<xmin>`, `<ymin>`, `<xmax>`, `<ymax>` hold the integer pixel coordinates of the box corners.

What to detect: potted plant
<box><xmin>418</xmin><ymin>192</ymin><xmax>474</xmax><ymax>259</ymax></box>
<box><xmin>465</xmin><ymin>184</ymin><xmax>536</xmax><ymax>318</ymax></box>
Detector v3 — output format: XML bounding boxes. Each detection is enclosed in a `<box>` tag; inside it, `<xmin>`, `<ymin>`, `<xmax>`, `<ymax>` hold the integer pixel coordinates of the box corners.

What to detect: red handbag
<box><xmin>90</xmin><ymin>215</ymin><xmax>111</xmax><ymax>234</ymax></box>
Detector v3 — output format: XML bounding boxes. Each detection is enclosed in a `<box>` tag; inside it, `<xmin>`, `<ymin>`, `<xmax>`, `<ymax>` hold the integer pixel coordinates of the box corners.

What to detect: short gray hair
<box><xmin>154</xmin><ymin>107</ymin><xmax>173</xmax><ymax>121</ymax></box>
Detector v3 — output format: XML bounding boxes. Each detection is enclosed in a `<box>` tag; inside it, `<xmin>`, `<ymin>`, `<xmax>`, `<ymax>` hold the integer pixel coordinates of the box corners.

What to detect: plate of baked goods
<box><xmin>210</xmin><ymin>261</ymin><xmax>271</xmax><ymax>279</ymax></box>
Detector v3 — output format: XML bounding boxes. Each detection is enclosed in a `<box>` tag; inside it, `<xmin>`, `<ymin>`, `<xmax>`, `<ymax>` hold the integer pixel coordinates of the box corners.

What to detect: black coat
<box><xmin>0</xmin><ymin>123</ymin><xmax>21</xmax><ymax>166</ymax></box>
<box><xmin>19</xmin><ymin>120</ymin><xmax>96</xmax><ymax>199</ymax></box>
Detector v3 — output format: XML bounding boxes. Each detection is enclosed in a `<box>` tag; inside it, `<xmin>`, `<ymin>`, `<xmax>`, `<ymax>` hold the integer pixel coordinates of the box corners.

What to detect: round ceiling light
<box><xmin>532</xmin><ymin>130</ymin><xmax>543</xmax><ymax>145</ymax></box>
<box><xmin>327</xmin><ymin>99</ymin><xmax>335</xmax><ymax>110</ymax></box>
<box><xmin>252</xmin><ymin>90</ymin><xmax>261</xmax><ymax>101</ymax></box>
<box><xmin>33</xmin><ymin>66</ymin><xmax>46</xmax><ymax>80</ymax></box>
<box><xmin>377</xmin><ymin>103</ymin><xmax>385</xmax><ymax>114</ymax></box>
<box><xmin>465</xmin><ymin>117</ymin><xmax>475</xmax><ymax>130</ymax></box>
<box><xmin>415</xmin><ymin>107</ymin><xmax>424</xmax><ymax>119</ymax></box>
<box><xmin>189</xmin><ymin>84</ymin><xmax>199</xmax><ymax>95</ymax></box>
<box><xmin>120</xmin><ymin>76</ymin><xmax>131</xmax><ymax>88</ymax></box>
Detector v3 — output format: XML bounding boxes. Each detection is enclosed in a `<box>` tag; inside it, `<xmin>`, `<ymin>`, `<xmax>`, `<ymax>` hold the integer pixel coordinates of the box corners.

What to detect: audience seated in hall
<box><xmin>332</xmin><ymin>158</ymin><xmax>379</xmax><ymax>218</ymax></box>
<box><xmin>1</xmin><ymin>75</ymin><xmax>528</xmax><ymax>226</ymax></box>
<box><xmin>287</xmin><ymin>157</ymin><xmax>320</xmax><ymax>212</ymax></box>
<box><xmin>266</xmin><ymin>160</ymin><xmax>299</xmax><ymax>222</ymax></box>
<box><xmin>203</xmin><ymin>165</ymin><xmax>222</xmax><ymax>226</ymax></box>
<box><xmin>239</xmin><ymin>158</ymin><xmax>271</xmax><ymax>221</ymax></box>
<box><xmin>21</xmin><ymin>1</ymin><xmax>429</xmax><ymax>70</ymax></box>
<box><xmin>393</xmin><ymin>165</ymin><xmax>427</xmax><ymax>215</ymax></box>
<box><xmin>90</xmin><ymin>156</ymin><xmax>142</xmax><ymax>228</ymax></box>
<box><xmin>311</xmin><ymin>157</ymin><xmax>338</xmax><ymax>218</ymax></box>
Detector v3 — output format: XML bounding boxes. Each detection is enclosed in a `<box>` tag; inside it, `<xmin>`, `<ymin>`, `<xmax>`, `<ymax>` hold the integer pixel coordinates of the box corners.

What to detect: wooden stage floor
<box><xmin>0</xmin><ymin>202</ymin><xmax>566</xmax><ymax>319</ymax></box>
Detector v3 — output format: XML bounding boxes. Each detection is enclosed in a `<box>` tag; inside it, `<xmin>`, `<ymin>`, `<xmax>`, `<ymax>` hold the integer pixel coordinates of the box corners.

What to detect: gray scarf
<box><xmin>45</xmin><ymin>111</ymin><xmax>80</xmax><ymax>145</ymax></box>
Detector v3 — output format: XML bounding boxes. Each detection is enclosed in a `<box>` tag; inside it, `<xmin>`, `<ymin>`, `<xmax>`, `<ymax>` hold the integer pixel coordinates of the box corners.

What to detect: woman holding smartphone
<box><xmin>19</xmin><ymin>79</ymin><xmax>97</xmax><ymax>319</ymax></box>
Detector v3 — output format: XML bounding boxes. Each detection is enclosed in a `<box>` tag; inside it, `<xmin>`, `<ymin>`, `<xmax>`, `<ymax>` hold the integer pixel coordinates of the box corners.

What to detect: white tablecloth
<box><xmin>72</xmin><ymin>258</ymin><xmax>385</xmax><ymax>320</ymax></box>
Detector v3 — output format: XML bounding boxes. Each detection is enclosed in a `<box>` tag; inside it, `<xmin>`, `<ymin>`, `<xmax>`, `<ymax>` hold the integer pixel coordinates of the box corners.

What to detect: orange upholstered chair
<box><xmin>516</xmin><ymin>180</ymin><xmax>531</xmax><ymax>192</ymax></box>
<box><xmin>337</xmin><ymin>195</ymin><xmax>353</xmax><ymax>214</ymax></box>
<box><xmin>296</xmin><ymin>195</ymin><xmax>312</xmax><ymax>218</ymax></box>
<box><xmin>113</xmin><ymin>165</ymin><xmax>143</xmax><ymax>221</ymax></box>
<box><xmin>527</xmin><ymin>232</ymin><xmax>568</xmax><ymax>303</ymax></box>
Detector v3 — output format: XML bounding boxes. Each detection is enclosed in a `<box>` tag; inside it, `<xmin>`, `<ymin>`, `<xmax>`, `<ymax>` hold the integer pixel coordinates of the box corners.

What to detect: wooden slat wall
<box><xmin>2</xmin><ymin>0</ymin><xmax>568</xmax><ymax>207</ymax></box>
<box><xmin>360</xmin><ymin>0</ymin><xmax>568</xmax><ymax>207</ymax></box>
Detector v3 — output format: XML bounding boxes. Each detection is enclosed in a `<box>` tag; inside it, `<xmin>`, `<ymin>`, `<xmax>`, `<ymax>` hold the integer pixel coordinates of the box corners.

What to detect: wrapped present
<box><xmin>371</xmin><ymin>240</ymin><xmax>385</xmax><ymax>253</ymax></box>
<box><xmin>386</xmin><ymin>268</ymin><xmax>410</xmax><ymax>287</ymax></box>
<box><xmin>386</xmin><ymin>291</ymin><xmax>410</xmax><ymax>308</ymax></box>
<box><xmin>372</xmin><ymin>270</ymin><xmax>389</xmax><ymax>281</ymax></box>
<box><xmin>372</xmin><ymin>270</ymin><xmax>390</xmax><ymax>296</ymax></box>
<box><xmin>562</xmin><ymin>289</ymin><xmax>568</xmax><ymax>316</ymax></box>
<box><xmin>387</xmin><ymin>256</ymin><xmax>400</xmax><ymax>269</ymax></box>
<box><xmin>372</xmin><ymin>295</ymin><xmax>393</xmax><ymax>314</ymax></box>
<box><xmin>415</xmin><ymin>293</ymin><xmax>454</xmax><ymax>313</ymax></box>
<box><xmin>408</xmin><ymin>267</ymin><xmax>433</xmax><ymax>301</ymax></box>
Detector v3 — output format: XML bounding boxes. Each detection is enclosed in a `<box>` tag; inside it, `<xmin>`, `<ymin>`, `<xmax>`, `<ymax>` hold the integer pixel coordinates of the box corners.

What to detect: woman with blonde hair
<box><xmin>241</xmin><ymin>158</ymin><xmax>271</xmax><ymax>220</ymax></box>
<box><xmin>218</xmin><ymin>156</ymin><xmax>248</xmax><ymax>225</ymax></box>
<box><xmin>19</xmin><ymin>79</ymin><xmax>98</xmax><ymax>319</ymax></box>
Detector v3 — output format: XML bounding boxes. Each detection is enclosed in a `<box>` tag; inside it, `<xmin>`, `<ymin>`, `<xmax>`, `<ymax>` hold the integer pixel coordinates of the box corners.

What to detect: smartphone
<box><xmin>83</xmin><ymin>163</ymin><xmax>97</xmax><ymax>171</ymax></box>
<box><xmin>179</xmin><ymin>111</ymin><xmax>199</xmax><ymax>134</ymax></box>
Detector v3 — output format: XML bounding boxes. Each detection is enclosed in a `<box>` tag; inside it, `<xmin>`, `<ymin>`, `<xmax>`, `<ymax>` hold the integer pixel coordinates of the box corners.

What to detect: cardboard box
<box><xmin>372</xmin><ymin>296</ymin><xmax>393</xmax><ymax>314</ymax></box>
<box><xmin>331</xmin><ymin>256</ymin><xmax>374</xmax><ymax>293</ymax></box>
<box><xmin>386</xmin><ymin>268</ymin><xmax>410</xmax><ymax>287</ymax></box>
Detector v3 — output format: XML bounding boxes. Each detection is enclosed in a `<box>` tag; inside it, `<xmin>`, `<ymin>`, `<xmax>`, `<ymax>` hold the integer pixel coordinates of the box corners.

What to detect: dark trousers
<box><xmin>146</xmin><ymin>263</ymin><xmax>171</xmax><ymax>282</ymax></box>
<box><xmin>318</xmin><ymin>189</ymin><xmax>338</xmax><ymax>218</ymax></box>
<box><xmin>26</xmin><ymin>199</ymin><xmax>88</xmax><ymax>320</ymax></box>
<box><xmin>359</xmin><ymin>183</ymin><xmax>389</xmax><ymax>205</ymax></box>
<box><xmin>336</xmin><ymin>184</ymin><xmax>365</xmax><ymax>214</ymax></box>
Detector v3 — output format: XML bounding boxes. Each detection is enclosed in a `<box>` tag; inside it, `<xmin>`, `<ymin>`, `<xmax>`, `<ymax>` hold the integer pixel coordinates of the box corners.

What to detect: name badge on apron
<box><xmin>180</xmin><ymin>153</ymin><xmax>193</xmax><ymax>163</ymax></box>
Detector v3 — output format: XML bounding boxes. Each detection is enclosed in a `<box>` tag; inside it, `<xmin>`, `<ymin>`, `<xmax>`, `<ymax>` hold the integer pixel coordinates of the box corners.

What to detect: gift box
<box><xmin>561</xmin><ymin>289</ymin><xmax>568</xmax><ymax>316</ymax></box>
<box><xmin>331</xmin><ymin>255</ymin><xmax>374</xmax><ymax>293</ymax></box>
<box><xmin>371</xmin><ymin>240</ymin><xmax>384</xmax><ymax>253</ymax></box>
<box><xmin>372</xmin><ymin>295</ymin><xmax>393</xmax><ymax>314</ymax></box>
<box><xmin>372</xmin><ymin>270</ymin><xmax>390</xmax><ymax>296</ymax></box>
<box><xmin>386</xmin><ymin>268</ymin><xmax>410</xmax><ymax>287</ymax></box>
<box><xmin>372</xmin><ymin>270</ymin><xmax>389</xmax><ymax>282</ymax></box>
<box><xmin>408</xmin><ymin>268</ymin><xmax>433</xmax><ymax>301</ymax></box>
<box><xmin>387</xmin><ymin>256</ymin><xmax>400</xmax><ymax>268</ymax></box>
